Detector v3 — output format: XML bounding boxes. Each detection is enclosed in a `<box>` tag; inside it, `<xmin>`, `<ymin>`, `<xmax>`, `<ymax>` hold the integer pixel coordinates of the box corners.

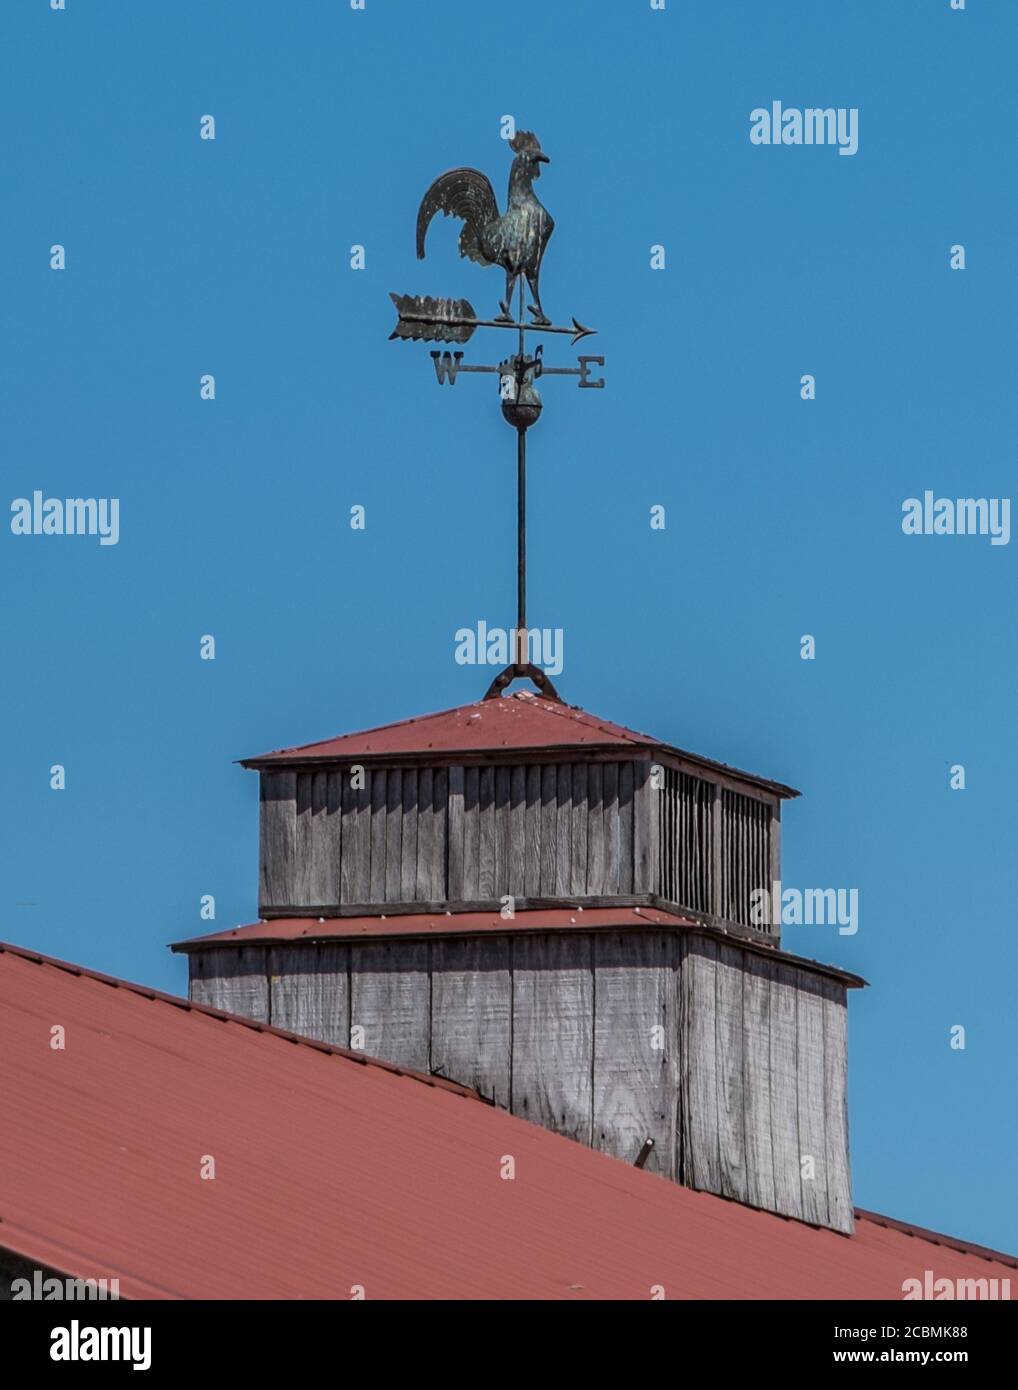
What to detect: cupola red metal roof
<box><xmin>241</xmin><ymin>691</ymin><xmax>800</xmax><ymax>797</ymax></box>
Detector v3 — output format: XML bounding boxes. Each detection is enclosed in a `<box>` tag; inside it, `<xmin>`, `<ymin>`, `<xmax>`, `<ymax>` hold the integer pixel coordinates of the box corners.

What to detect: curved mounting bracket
<box><xmin>483</xmin><ymin>663</ymin><xmax>562</xmax><ymax>702</ymax></box>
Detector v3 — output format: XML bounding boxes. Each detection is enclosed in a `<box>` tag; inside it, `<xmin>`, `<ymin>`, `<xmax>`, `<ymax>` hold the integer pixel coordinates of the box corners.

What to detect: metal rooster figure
<box><xmin>389</xmin><ymin>129</ymin><xmax>604</xmax><ymax>700</ymax></box>
<box><xmin>417</xmin><ymin>129</ymin><xmax>555</xmax><ymax>325</ymax></box>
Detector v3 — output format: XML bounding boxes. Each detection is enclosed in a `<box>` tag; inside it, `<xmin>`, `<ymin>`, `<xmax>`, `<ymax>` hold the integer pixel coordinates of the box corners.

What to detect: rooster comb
<box><xmin>509</xmin><ymin>130</ymin><xmax>544</xmax><ymax>155</ymax></box>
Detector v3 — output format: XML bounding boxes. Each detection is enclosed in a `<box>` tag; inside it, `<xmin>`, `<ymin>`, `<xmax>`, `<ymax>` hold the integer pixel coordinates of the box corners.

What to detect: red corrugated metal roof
<box><xmin>169</xmin><ymin>909</ymin><xmax>866</xmax><ymax>987</ymax></box>
<box><xmin>240</xmin><ymin>691</ymin><xmax>800</xmax><ymax>797</ymax></box>
<box><xmin>2</xmin><ymin>939</ymin><xmax>1004</xmax><ymax>1300</ymax></box>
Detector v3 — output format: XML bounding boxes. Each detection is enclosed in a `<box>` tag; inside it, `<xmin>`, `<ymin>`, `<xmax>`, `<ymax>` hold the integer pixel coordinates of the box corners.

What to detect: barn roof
<box><xmin>240</xmin><ymin>691</ymin><xmax>800</xmax><ymax>798</ymax></box>
<box><xmin>1</xmin><ymin>939</ymin><xmax>1005</xmax><ymax>1299</ymax></box>
<box><xmin>169</xmin><ymin>908</ymin><xmax>867</xmax><ymax>988</ymax></box>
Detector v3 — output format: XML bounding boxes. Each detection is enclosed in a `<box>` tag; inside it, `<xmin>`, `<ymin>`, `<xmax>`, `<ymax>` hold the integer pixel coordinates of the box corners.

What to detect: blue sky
<box><xmin>3</xmin><ymin>1</ymin><xmax>1015</xmax><ymax>1253</ymax></box>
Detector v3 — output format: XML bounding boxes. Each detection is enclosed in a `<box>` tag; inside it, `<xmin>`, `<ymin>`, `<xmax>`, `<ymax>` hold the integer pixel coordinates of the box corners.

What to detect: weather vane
<box><xmin>389</xmin><ymin>129</ymin><xmax>604</xmax><ymax>702</ymax></box>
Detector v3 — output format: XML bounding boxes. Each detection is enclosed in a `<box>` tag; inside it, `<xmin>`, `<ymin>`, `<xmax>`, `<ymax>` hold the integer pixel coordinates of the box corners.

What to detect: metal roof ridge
<box><xmin>0</xmin><ymin>940</ymin><xmax>488</xmax><ymax>1105</ymax></box>
<box><xmin>854</xmin><ymin>1208</ymin><xmax>1018</xmax><ymax>1269</ymax></box>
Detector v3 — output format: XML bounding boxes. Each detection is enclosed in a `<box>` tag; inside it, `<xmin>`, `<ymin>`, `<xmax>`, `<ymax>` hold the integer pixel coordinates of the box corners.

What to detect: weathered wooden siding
<box><xmin>188</xmin><ymin>928</ymin><xmax>851</xmax><ymax>1231</ymax></box>
<box><xmin>259</xmin><ymin>761</ymin><xmax>648</xmax><ymax>913</ymax></box>
<box><xmin>259</xmin><ymin>759</ymin><xmax>780</xmax><ymax>934</ymax></box>
<box><xmin>659</xmin><ymin>768</ymin><xmax>775</xmax><ymax>933</ymax></box>
<box><xmin>678</xmin><ymin>935</ymin><xmax>852</xmax><ymax>1233</ymax></box>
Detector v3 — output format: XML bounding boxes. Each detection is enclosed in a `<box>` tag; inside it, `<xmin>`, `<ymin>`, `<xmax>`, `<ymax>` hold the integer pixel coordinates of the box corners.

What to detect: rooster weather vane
<box><xmin>390</xmin><ymin>130</ymin><xmax>604</xmax><ymax>701</ymax></box>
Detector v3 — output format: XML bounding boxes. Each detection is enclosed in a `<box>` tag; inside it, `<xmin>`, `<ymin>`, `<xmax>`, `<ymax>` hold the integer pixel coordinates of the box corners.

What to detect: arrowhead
<box><xmin>571</xmin><ymin>318</ymin><xmax>596</xmax><ymax>344</ymax></box>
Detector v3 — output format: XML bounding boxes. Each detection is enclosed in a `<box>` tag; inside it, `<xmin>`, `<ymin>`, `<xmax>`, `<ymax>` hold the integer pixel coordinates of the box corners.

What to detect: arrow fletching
<box><xmin>389</xmin><ymin>293</ymin><xmax>478</xmax><ymax>343</ymax></box>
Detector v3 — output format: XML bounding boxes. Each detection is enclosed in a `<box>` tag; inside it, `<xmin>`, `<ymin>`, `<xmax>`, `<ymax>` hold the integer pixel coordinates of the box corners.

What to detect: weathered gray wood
<box><xmin>369</xmin><ymin>768</ymin><xmax>388</xmax><ymax>903</ymax></box>
<box><xmin>586</xmin><ymin>763</ymin><xmax>605</xmax><ymax>894</ymax></box>
<box><xmin>509</xmin><ymin>765</ymin><xmax>526</xmax><ymax>896</ymax></box>
<box><xmin>603</xmin><ymin>761</ymin><xmax>620</xmax><ymax>894</ymax></box>
<box><xmin>711</xmin><ymin>782</ymin><xmax>722</xmax><ymax>917</ymax></box>
<box><xmin>524</xmin><ymin>764</ymin><xmax>542</xmax><ymax>897</ymax></box>
<box><xmin>340</xmin><ymin>768</ymin><xmax>370</xmax><ymax>904</ymax></box>
<box><xmin>269</xmin><ymin>944</ymin><xmax>349</xmax><ymax>1046</ymax></box>
<box><xmin>511</xmin><ymin>933</ymin><xmax>593</xmax><ymax>1144</ymax></box>
<box><xmin>716</xmin><ymin>943</ymin><xmax>747</xmax><ymax>1200</ymax></box>
<box><xmin>476</xmin><ymin>766</ymin><xmax>495</xmax><ymax>899</ymax></box>
<box><xmin>742</xmin><ymin>954</ymin><xmax>776</xmax><ymax>1213</ymax></box>
<box><xmin>768</xmin><ymin>959</ymin><xmax>802</xmax><ymax>1218</ymax></box>
<box><xmin>822</xmin><ymin>978</ymin><xmax>853</xmax><ymax>1233</ymax></box>
<box><xmin>796</xmin><ymin>975</ymin><xmax>829</xmax><ymax>1226</ymax></box>
<box><xmin>259</xmin><ymin>772</ymin><xmax>296</xmax><ymax>910</ymax></box>
<box><xmin>555</xmin><ymin>763</ymin><xmax>572</xmax><ymax>895</ymax></box>
<box><xmin>294</xmin><ymin>773</ymin><xmax>314</xmax><ymax>906</ymax></box>
<box><xmin>384</xmin><ymin>768</ymin><xmax>403</xmax><ymax>901</ymax></box>
<box><xmin>679</xmin><ymin>936</ymin><xmax>720</xmax><ymax>1194</ymax></box>
<box><xmin>431</xmin><ymin>766</ymin><xmax>448</xmax><ymax>901</ymax></box>
<box><xmin>447</xmin><ymin>765</ymin><xmax>465</xmax><ymax>900</ymax></box>
<box><xmin>461</xmin><ymin>766</ymin><xmax>479</xmax><ymax>900</ymax></box>
<box><xmin>493</xmin><ymin>764</ymin><xmax>510</xmax><ymax>897</ymax></box>
<box><xmin>431</xmin><ymin>937</ymin><xmax>511</xmax><ymax>1106</ymax></box>
<box><xmin>415</xmin><ymin>767</ymin><xmax>434</xmax><ymax>902</ymax></box>
<box><xmin>570</xmin><ymin>763</ymin><xmax>588</xmax><ymax>895</ymax></box>
<box><xmin>190</xmin><ymin>946</ymin><xmax>268</xmax><ymax>1022</ymax></box>
<box><xmin>400</xmin><ymin>769</ymin><xmax>418</xmax><ymax>902</ymax></box>
<box><xmin>592</xmin><ymin>932</ymin><xmax>675</xmax><ymax>1175</ymax></box>
<box><xmin>306</xmin><ymin>771</ymin><xmax>332</xmax><ymax>906</ymax></box>
<box><xmin>618</xmin><ymin>761</ymin><xmax>634</xmax><ymax>892</ymax></box>
<box><xmin>349</xmin><ymin>941</ymin><xmax>430</xmax><ymax>1070</ymax></box>
<box><xmin>539</xmin><ymin>764</ymin><xmax>557</xmax><ymax>894</ymax></box>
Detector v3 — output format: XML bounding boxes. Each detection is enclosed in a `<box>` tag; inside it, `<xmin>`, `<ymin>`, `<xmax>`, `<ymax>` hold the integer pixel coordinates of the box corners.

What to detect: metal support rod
<box><xmin>517</xmin><ymin>424</ymin><xmax>526</xmax><ymax>664</ymax></box>
<box><xmin>516</xmin><ymin>278</ymin><xmax>527</xmax><ymax>666</ymax></box>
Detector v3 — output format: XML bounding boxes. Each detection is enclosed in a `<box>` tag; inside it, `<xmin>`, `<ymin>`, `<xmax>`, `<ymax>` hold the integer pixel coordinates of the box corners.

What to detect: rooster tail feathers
<box><xmin>415</xmin><ymin>167</ymin><xmax>499</xmax><ymax>265</ymax></box>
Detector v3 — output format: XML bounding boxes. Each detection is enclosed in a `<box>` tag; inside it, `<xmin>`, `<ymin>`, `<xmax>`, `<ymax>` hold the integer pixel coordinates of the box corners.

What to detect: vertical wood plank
<box><xmin>349</xmin><ymin>941</ymin><xmax>430</xmax><ymax>1070</ymax></box>
<box><xmin>769</xmin><ymin>804</ymin><xmax>781</xmax><ymax>940</ymax></box>
<box><xmin>716</xmin><ymin>943</ymin><xmax>747</xmax><ymax>1201</ymax></box>
<box><xmin>509</xmin><ymin>765</ymin><xmax>527</xmax><ymax>898</ymax></box>
<box><xmin>415</xmin><ymin>768</ymin><xmax>434</xmax><ymax>902</ymax></box>
<box><xmin>447</xmin><ymin>765</ymin><xmax>465</xmax><ymax>901</ymax></box>
<box><xmin>555</xmin><ymin>763</ymin><xmax>572</xmax><ymax>895</ymax></box>
<box><xmin>524</xmin><ymin>764</ymin><xmax>542</xmax><ymax>897</ymax></box>
<box><xmin>369</xmin><ymin>768</ymin><xmax>388</xmax><ymax>902</ymax></box>
<box><xmin>678</xmin><ymin>936</ymin><xmax>720</xmax><ymax>1194</ymax></box>
<box><xmin>742</xmin><ymin>953</ymin><xmax>776</xmax><ymax>1213</ymax></box>
<box><xmin>431</xmin><ymin>766</ymin><xmax>448</xmax><ymax>900</ymax></box>
<box><xmin>618</xmin><ymin>761</ymin><xmax>634</xmax><ymax>892</ymax></box>
<box><xmin>260</xmin><ymin>771</ymin><xmax>296</xmax><ymax>911</ymax></box>
<box><xmin>493</xmin><ymin>764</ymin><xmax>510</xmax><ymax>897</ymax></box>
<box><xmin>586</xmin><ymin>763</ymin><xmax>605</xmax><ymax>894</ymax></box>
<box><xmin>603</xmin><ymin>761</ymin><xmax>620</xmax><ymax>894</ymax></box>
<box><xmin>189</xmin><ymin>946</ymin><xmax>268</xmax><ymax>1022</ymax></box>
<box><xmin>570</xmin><ymin>763</ymin><xmax>588</xmax><ymax>896</ymax></box>
<box><xmin>461</xmin><ymin>766</ymin><xmax>479</xmax><ymax>899</ymax></box>
<box><xmin>796</xmin><ymin>976</ymin><xmax>830</xmax><ymax>1226</ymax></box>
<box><xmin>400</xmin><ymin>769</ymin><xmax>419</xmax><ymax>902</ymax></box>
<box><xmin>822</xmin><ymin>979</ymin><xmax>854</xmax><ymax>1233</ymax></box>
<box><xmin>477</xmin><ymin>766</ymin><xmax>495</xmax><ymax>899</ymax></box>
<box><xmin>431</xmin><ymin>937</ymin><xmax>512</xmax><ymax>1107</ymax></box>
<box><xmin>592</xmin><ymin>932</ymin><xmax>676</xmax><ymax>1175</ymax></box>
<box><xmin>268</xmin><ymin>944</ymin><xmax>349</xmax><ymax>1046</ymax></box>
<box><xmin>711</xmin><ymin>783</ymin><xmax>723</xmax><ymax>917</ymax></box>
<box><xmin>540</xmin><ymin>764</ymin><xmax>557</xmax><ymax>894</ymax></box>
<box><xmin>292</xmin><ymin>773</ymin><xmax>312</xmax><ymax>907</ymax></box>
<box><xmin>341</xmin><ymin>767</ymin><xmax>370</xmax><ymax>904</ymax></box>
<box><xmin>769</xmin><ymin>960</ymin><xmax>803</xmax><ymax>1219</ymax></box>
<box><xmin>384</xmin><ymin>768</ymin><xmax>403</xmax><ymax>901</ymax></box>
<box><xmin>323</xmin><ymin>771</ymin><xmax>344</xmax><ymax>906</ymax></box>
<box><xmin>511</xmin><ymin>933</ymin><xmax>593</xmax><ymax>1143</ymax></box>
<box><xmin>306</xmin><ymin>770</ymin><xmax>330</xmax><ymax>907</ymax></box>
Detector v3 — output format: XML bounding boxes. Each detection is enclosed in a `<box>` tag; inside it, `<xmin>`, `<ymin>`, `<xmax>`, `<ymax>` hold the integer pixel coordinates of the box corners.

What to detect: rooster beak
<box><xmin>536</xmin><ymin>152</ymin><xmax>550</xmax><ymax>163</ymax></box>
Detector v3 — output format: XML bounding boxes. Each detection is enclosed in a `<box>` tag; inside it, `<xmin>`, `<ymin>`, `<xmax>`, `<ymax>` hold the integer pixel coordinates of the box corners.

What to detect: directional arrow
<box><xmin>390</xmin><ymin>292</ymin><xmax>597</xmax><ymax>346</ymax></box>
